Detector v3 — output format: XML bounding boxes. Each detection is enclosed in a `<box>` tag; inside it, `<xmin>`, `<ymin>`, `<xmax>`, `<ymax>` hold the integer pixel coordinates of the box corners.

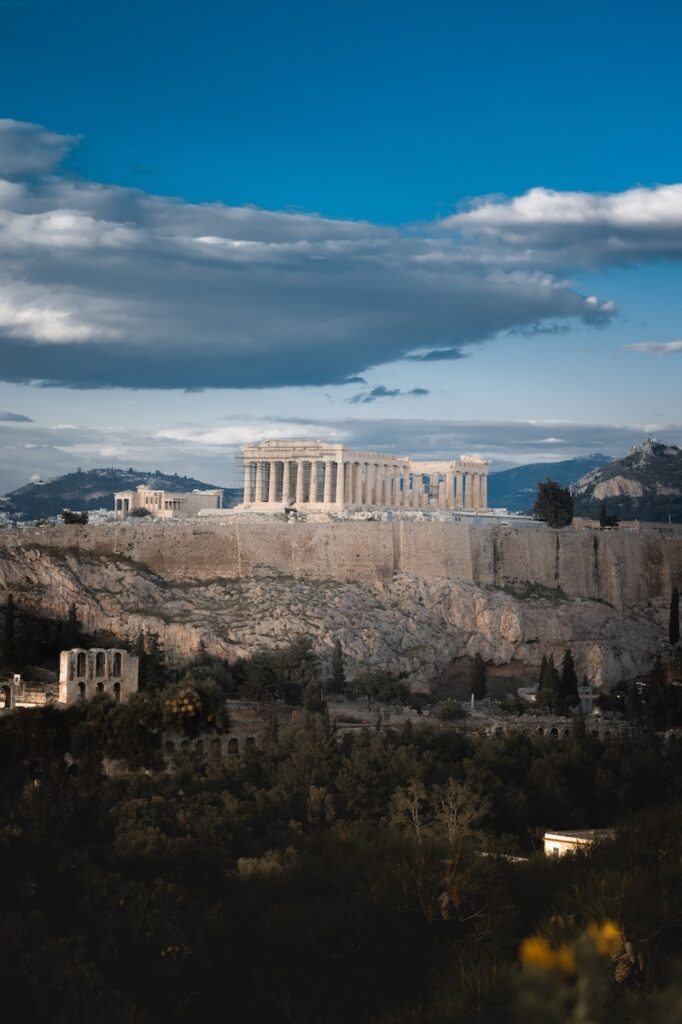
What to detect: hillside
<box><xmin>488</xmin><ymin>454</ymin><xmax>611</xmax><ymax>512</ymax></box>
<box><xmin>0</xmin><ymin>467</ymin><xmax>243</xmax><ymax>520</ymax></box>
<box><xmin>573</xmin><ymin>438</ymin><xmax>682</xmax><ymax>523</ymax></box>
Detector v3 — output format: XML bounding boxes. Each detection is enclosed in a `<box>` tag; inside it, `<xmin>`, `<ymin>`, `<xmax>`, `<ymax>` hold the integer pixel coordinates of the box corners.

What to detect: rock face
<box><xmin>574</xmin><ymin>438</ymin><xmax>682</xmax><ymax>522</ymax></box>
<box><xmin>1</xmin><ymin>519</ymin><xmax>680</xmax><ymax>690</ymax></box>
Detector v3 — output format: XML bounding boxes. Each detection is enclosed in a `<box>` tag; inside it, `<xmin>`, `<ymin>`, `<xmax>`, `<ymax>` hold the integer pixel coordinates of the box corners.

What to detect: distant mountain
<box><xmin>488</xmin><ymin>454</ymin><xmax>612</xmax><ymax>512</ymax></box>
<box><xmin>0</xmin><ymin>468</ymin><xmax>243</xmax><ymax>520</ymax></box>
<box><xmin>573</xmin><ymin>438</ymin><xmax>682</xmax><ymax>523</ymax></box>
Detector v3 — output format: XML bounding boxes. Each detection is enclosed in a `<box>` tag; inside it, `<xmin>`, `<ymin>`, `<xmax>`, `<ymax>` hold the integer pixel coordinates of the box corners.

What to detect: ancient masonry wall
<box><xmin>4</xmin><ymin>520</ymin><xmax>682</xmax><ymax>608</ymax></box>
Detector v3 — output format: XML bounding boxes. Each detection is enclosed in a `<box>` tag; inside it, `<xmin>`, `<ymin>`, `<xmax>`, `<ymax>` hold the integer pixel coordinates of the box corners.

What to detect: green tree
<box><xmin>331</xmin><ymin>638</ymin><xmax>345</xmax><ymax>694</ymax></box>
<box><xmin>470</xmin><ymin>653</ymin><xmax>487</xmax><ymax>701</ymax></box>
<box><xmin>538</xmin><ymin>654</ymin><xmax>561</xmax><ymax>710</ymax></box>
<box><xmin>533</xmin><ymin>479</ymin><xmax>573</xmax><ymax>527</ymax></box>
<box><xmin>599</xmin><ymin>501</ymin><xmax>608</xmax><ymax>529</ymax></box>
<box><xmin>61</xmin><ymin>509</ymin><xmax>89</xmax><ymax>524</ymax></box>
<box><xmin>1</xmin><ymin>592</ymin><xmax>15</xmax><ymax>668</ymax></box>
<box><xmin>669</xmin><ymin>586</ymin><xmax>680</xmax><ymax>646</ymax></box>
<box><xmin>559</xmin><ymin>649</ymin><xmax>580</xmax><ymax>709</ymax></box>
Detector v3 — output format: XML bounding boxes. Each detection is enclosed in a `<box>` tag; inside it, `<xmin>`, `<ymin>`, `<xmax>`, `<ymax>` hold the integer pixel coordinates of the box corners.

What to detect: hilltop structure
<box><xmin>114</xmin><ymin>484</ymin><xmax>223</xmax><ymax>519</ymax></box>
<box><xmin>240</xmin><ymin>439</ymin><xmax>490</xmax><ymax>512</ymax></box>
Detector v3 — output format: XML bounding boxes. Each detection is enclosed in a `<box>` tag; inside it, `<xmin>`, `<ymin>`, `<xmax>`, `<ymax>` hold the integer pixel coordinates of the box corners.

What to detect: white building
<box><xmin>114</xmin><ymin>484</ymin><xmax>223</xmax><ymax>519</ymax></box>
<box><xmin>240</xmin><ymin>439</ymin><xmax>490</xmax><ymax>512</ymax></box>
<box><xmin>543</xmin><ymin>828</ymin><xmax>615</xmax><ymax>856</ymax></box>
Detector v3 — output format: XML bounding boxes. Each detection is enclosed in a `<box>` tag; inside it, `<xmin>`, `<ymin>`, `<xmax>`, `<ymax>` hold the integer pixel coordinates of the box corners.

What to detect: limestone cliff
<box><xmin>0</xmin><ymin>519</ymin><xmax>680</xmax><ymax>690</ymax></box>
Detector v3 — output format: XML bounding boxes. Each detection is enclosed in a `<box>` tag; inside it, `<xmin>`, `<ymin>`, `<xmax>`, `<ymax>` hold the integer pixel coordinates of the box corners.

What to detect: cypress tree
<box><xmin>559</xmin><ymin>649</ymin><xmax>580</xmax><ymax>708</ymax></box>
<box><xmin>470</xmin><ymin>653</ymin><xmax>487</xmax><ymax>701</ymax></box>
<box><xmin>599</xmin><ymin>501</ymin><xmax>608</xmax><ymax>529</ymax></box>
<box><xmin>670</xmin><ymin>587</ymin><xmax>680</xmax><ymax>646</ymax></box>
<box><xmin>538</xmin><ymin>654</ymin><xmax>560</xmax><ymax>710</ymax></box>
<box><xmin>331</xmin><ymin>639</ymin><xmax>345</xmax><ymax>694</ymax></box>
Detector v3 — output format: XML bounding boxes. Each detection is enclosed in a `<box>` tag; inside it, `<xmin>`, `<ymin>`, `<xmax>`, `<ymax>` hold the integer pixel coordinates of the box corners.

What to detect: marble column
<box><xmin>295</xmin><ymin>460</ymin><xmax>305</xmax><ymax>505</ymax></box>
<box><xmin>445</xmin><ymin>471</ymin><xmax>454</xmax><ymax>510</ymax></box>
<box><xmin>355</xmin><ymin>463</ymin><xmax>364</xmax><ymax>505</ymax></box>
<box><xmin>255</xmin><ymin>461</ymin><xmax>264</xmax><ymax>504</ymax></box>
<box><xmin>336</xmin><ymin>460</ymin><xmax>345</xmax><ymax>505</ymax></box>
<box><xmin>365</xmin><ymin>462</ymin><xmax>374</xmax><ymax>506</ymax></box>
<box><xmin>243</xmin><ymin>462</ymin><xmax>251</xmax><ymax>506</ymax></box>
<box><xmin>481</xmin><ymin>473</ymin><xmax>488</xmax><ymax>510</ymax></box>
<box><xmin>310</xmin><ymin>460</ymin><xmax>319</xmax><ymax>505</ymax></box>
<box><xmin>268</xmin><ymin>461</ymin><xmax>277</xmax><ymax>503</ymax></box>
<box><xmin>455</xmin><ymin>470</ymin><xmax>463</xmax><ymax>509</ymax></box>
<box><xmin>323</xmin><ymin>460</ymin><xmax>333</xmax><ymax>504</ymax></box>
<box><xmin>282</xmin><ymin>460</ymin><xmax>292</xmax><ymax>503</ymax></box>
<box><xmin>466</xmin><ymin>473</ymin><xmax>475</xmax><ymax>509</ymax></box>
<box><xmin>376</xmin><ymin>464</ymin><xmax>385</xmax><ymax>506</ymax></box>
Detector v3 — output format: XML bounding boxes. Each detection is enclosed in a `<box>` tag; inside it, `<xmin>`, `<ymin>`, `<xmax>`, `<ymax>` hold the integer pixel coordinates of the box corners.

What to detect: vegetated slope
<box><xmin>0</xmin><ymin>467</ymin><xmax>243</xmax><ymax>519</ymax></box>
<box><xmin>573</xmin><ymin>438</ymin><xmax>682</xmax><ymax>523</ymax></box>
<box><xmin>488</xmin><ymin>454</ymin><xmax>611</xmax><ymax>512</ymax></box>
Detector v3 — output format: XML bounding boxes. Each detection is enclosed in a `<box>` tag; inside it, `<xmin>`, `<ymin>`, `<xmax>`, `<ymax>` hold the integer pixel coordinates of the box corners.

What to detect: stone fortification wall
<box><xmin>4</xmin><ymin>519</ymin><xmax>681</xmax><ymax>608</ymax></box>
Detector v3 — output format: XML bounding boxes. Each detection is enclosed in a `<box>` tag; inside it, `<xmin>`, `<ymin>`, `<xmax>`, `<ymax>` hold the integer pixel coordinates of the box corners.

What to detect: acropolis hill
<box><xmin>1</xmin><ymin>517</ymin><xmax>680</xmax><ymax>690</ymax></box>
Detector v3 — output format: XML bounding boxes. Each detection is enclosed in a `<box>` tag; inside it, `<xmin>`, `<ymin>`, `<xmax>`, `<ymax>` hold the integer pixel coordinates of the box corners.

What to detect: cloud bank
<box><xmin>0</xmin><ymin>119</ymin><xmax>622</xmax><ymax>390</ymax></box>
<box><xmin>443</xmin><ymin>185</ymin><xmax>682</xmax><ymax>268</ymax></box>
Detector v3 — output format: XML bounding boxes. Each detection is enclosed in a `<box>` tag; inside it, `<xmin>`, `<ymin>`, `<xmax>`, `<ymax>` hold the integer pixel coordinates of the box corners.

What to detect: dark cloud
<box><xmin>407</xmin><ymin>347</ymin><xmax>468</xmax><ymax>362</ymax></box>
<box><xmin>0</xmin><ymin>410</ymin><xmax>33</xmax><ymax>422</ymax></box>
<box><xmin>0</xmin><ymin>120</ymin><xmax>616</xmax><ymax>391</ymax></box>
<box><xmin>348</xmin><ymin>385</ymin><xmax>430</xmax><ymax>404</ymax></box>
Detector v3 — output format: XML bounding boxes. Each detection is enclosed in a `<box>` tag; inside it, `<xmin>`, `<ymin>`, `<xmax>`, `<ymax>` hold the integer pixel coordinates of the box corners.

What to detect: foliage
<box><xmin>533</xmin><ymin>480</ymin><xmax>573</xmax><ymax>528</ymax></box>
<box><xmin>1</xmin><ymin>700</ymin><xmax>682</xmax><ymax>1021</ymax></box>
<box><xmin>129</xmin><ymin>506</ymin><xmax>152</xmax><ymax>518</ymax></box>
<box><xmin>331</xmin><ymin>638</ymin><xmax>345</xmax><ymax>693</ymax></box>
<box><xmin>598</xmin><ymin>501</ymin><xmax>619</xmax><ymax>529</ymax></box>
<box><xmin>61</xmin><ymin>509</ymin><xmax>89</xmax><ymax>524</ymax></box>
<box><xmin>470</xmin><ymin>652</ymin><xmax>487</xmax><ymax>700</ymax></box>
<box><xmin>351</xmin><ymin>669</ymin><xmax>411</xmax><ymax>706</ymax></box>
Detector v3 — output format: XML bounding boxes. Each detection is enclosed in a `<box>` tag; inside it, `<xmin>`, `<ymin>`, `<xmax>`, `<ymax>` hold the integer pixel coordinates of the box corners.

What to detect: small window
<box><xmin>113</xmin><ymin>682</ymin><xmax>121</xmax><ymax>703</ymax></box>
<box><xmin>95</xmin><ymin>651</ymin><xmax>105</xmax><ymax>676</ymax></box>
<box><xmin>112</xmin><ymin>652</ymin><xmax>122</xmax><ymax>677</ymax></box>
<box><xmin>78</xmin><ymin>681</ymin><xmax>86</xmax><ymax>700</ymax></box>
<box><xmin>76</xmin><ymin>652</ymin><xmax>86</xmax><ymax>677</ymax></box>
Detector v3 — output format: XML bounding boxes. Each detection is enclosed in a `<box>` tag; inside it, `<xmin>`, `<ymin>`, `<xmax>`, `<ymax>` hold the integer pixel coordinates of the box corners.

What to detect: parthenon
<box><xmin>240</xmin><ymin>440</ymin><xmax>490</xmax><ymax>511</ymax></box>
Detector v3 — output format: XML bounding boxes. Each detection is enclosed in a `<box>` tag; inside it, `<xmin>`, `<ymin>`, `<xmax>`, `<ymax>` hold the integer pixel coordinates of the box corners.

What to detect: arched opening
<box><xmin>1</xmin><ymin>685</ymin><xmax>11</xmax><ymax>709</ymax></box>
<box><xmin>113</xmin><ymin>682</ymin><xmax>121</xmax><ymax>703</ymax></box>
<box><xmin>563</xmin><ymin>728</ymin><xmax>570</xmax><ymax>737</ymax></box>
<box><xmin>537</xmin><ymin>727</ymin><xmax>544</xmax><ymax>736</ymax></box>
<box><xmin>603</xmin><ymin>730</ymin><xmax>612</xmax><ymax>740</ymax></box>
<box><xmin>95</xmin><ymin>651</ymin><xmax>105</xmax><ymax>676</ymax></box>
<box><xmin>245</xmin><ymin>736</ymin><xmax>256</xmax><ymax>753</ymax></box>
<box><xmin>227</xmin><ymin>737</ymin><xmax>239</xmax><ymax>758</ymax></box>
<box><xmin>195</xmin><ymin>739</ymin><xmax>204</xmax><ymax>755</ymax></box>
<box><xmin>112</xmin><ymin>652</ymin><xmax>122</xmax><ymax>677</ymax></box>
<box><xmin>211</xmin><ymin>737</ymin><xmax>222</xmax><ymax>758</ymax></box>
<box><xmin>549</xmin><ymin>727</ymin><xmax>559</xmax><ymax>738</ymax></box>
<box><xmin>591</xmin><ymin>729</ymin><xmax>599</xmax><ymax>737</ymax></box>
<box><xmin>78</xmin><ymin>681</ymin><xmax>86</xmax><ymax>700</ymax></box>
<box><xmin>76</xmin><ymin>652</ymin><xmax>86</xmax><ymax>676</ymax></box>
<box><xmin>180</xmin><ymin>739</ymin><xmax>190</xmax><ymax>750</ymax></box>
<box><xmin>96</xmin><ymin>681</ymin><xmax>104</xmax><ymax>694</ymax></box>
<box><xmin>165</xmin><ymin>740</ymin><xmax>175</xmax><ymax>755</ymax></box>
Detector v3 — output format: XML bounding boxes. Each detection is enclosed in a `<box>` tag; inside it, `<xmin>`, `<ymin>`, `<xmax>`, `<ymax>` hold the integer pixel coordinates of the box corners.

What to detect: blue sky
<box><xmin>0</xmin><ymin>0</ymin><xmax>681</xmax><ymax>490</ymax></box>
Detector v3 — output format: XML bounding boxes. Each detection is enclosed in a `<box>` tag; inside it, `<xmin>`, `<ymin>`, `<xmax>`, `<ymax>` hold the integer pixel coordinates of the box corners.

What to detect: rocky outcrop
<box><xmin>0</xmin><ymin>519</ymin><xmax>678</xmax><ymax>690</ymax></box>
<box><xmin>574</xmin><ymin>438</ymin><xmax>682</xmax><ymax>522</ymax></box>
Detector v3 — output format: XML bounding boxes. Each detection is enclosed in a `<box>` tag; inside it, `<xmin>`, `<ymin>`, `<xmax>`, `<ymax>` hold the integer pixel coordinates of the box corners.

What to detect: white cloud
<box><xmin>0</xmin><ymin>119</ymin><xmax>616</xmax><ymax>390</ymax></box>
<box><xmin>442</xmin><ymin>184</ymin><xmax>682</xmax><ymax>267</ymax></box>
<box><xmin>626</xmin><ymin>340</ymin><xmax>682</xmax><ymax>354</ymax></box>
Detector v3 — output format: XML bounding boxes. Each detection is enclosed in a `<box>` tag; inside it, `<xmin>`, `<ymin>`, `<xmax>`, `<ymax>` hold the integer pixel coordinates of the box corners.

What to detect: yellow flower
<box><xmin>520</xmin><ymin>937</ymin><xmax>576</xmax><ymax>975</ymax></box>
<box><xmin>587</xmin><ymin>920</ymin><xmax>623</xmax><ymax>956</ymax></box>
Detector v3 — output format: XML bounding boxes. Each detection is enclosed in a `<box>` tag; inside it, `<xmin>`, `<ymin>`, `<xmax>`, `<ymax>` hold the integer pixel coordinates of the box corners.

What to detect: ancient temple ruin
<box><xmin>240</xmin><ymin>440</ymin><xmax>489</xmax><ymax>512</ymax></box>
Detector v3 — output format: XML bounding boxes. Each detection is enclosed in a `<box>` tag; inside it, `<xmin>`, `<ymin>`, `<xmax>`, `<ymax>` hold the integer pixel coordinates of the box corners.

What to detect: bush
<box><xmin>129</xmin><ymin>507</ymin><xmax>152</xmax><ymax>518</ymax></box>
<box><xmin>61</xmin><ymin>509</ymin><xmax>89</xmax><ymax>524</ymax></box>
